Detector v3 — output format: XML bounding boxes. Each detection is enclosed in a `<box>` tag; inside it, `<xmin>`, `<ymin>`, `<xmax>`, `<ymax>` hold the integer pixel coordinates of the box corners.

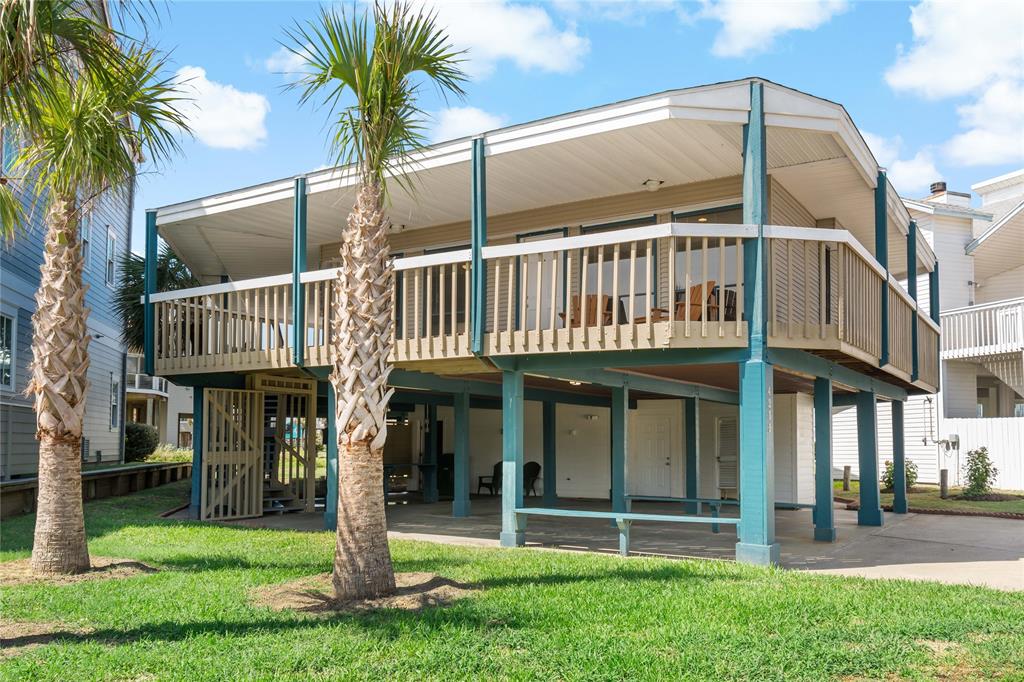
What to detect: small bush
<box><xmin>962</xmin><ymin>447</ymin><xmax>998</xmax><ymax>498</ymax></box>
<box><xmin>146</xmin><ymin>443</ymin><xmax>194</xmax><ymax>463</ymax></box>
<box><xmin>881</xmin><ymin>458</ymin><xmax>918</xmax><ymax>492</ymax></box>
<box><xmin>124</xmin><ymin>422</ymin><xmax>160</xmax><ymax>462</ymax></box>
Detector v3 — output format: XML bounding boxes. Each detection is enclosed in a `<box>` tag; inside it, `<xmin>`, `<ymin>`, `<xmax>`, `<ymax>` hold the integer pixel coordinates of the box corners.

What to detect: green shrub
<box><xmin>146</xmin><ymin>443</ymin><xmax>193</xmax><ymax>463</ymax></box>
<box><xmin>881</xmin><ymin>458</ymin><xmax>918</xmax><ymax>492</ymax></box>
<box><xmin>962</xmin><ymin>446</ymin><xmax>998</xmax><ymax>498</ymax></box>
<box><xmin>124</xmin><ymin>422</ymin><xmax>160</xmax><ymax>462</ymax></box>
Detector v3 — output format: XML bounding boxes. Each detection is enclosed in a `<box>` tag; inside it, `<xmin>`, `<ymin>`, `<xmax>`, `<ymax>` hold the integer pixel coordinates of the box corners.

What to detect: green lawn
<box><xmin>2</xmin><ymin>484</ymin><xmax>1023</xmax><ymax>681</ymax></box>
<box><xmin>834</xmin><ymin>480</ymin><xmax>1024</xmax><ymax>515</ymax></box>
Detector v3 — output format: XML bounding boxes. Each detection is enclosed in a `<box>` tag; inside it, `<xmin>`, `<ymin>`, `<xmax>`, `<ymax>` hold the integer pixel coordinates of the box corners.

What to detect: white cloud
<box><xmin>862</xmin><ymin>131</ymin><xmax>941</xmax><ymax>196</ymax></box>
<box><xmin>701</xmin><ymin>0</ymin><xmax>848</xmax><ymax>58</ymax></box>
<box><xmin>416</xmin><ymin>0</ymin><xmax>589</xmax><ymax>78</ymax></box>
<box><xmin>884</xmin><ymin>0</ymin><xmax>1023</xmax><ymax>100</ymax></box>
<box><xmin>431</xmin><ymin>106</ymin><xmax>506</xmax><ymax>142</ymax></box>
<box><xmin>884</xmin><ymin>0</ymin><xmax>1024</xmax><ymax>168</ymax></box>
<box><xmin>174</xmin><ymin>66</ymin><xmax>270</xmax><ymax>151</ymax></box>
<box><xmin>945</xmin><ymin>79</ymin><xmax>1024</xmax><ymax>166</ymax></box>
<box><xmin>264</xmin><ymin>45</ymin><xmax>309</xmax><ymax>78</ymax></box>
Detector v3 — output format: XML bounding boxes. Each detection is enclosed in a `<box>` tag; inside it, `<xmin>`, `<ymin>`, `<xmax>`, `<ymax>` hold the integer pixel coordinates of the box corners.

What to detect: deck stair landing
<box><xmin>263</xmin><ymin>481</ymin><xmax>304</xmax><ymax>515</ymax></box>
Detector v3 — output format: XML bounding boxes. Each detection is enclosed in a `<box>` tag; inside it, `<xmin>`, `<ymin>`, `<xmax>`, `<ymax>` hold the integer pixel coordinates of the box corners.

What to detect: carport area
<box><xmin>225</xmin><ymin>498</ymin><xmax>1024</xmax><ymax>592</ymax></box>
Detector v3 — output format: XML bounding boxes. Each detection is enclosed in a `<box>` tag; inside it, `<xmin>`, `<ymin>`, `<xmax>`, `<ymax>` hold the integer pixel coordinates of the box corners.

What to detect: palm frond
<box><xmin>285</xmin><ymin>1</ymin><xmax>467</xmax><ymax>197</ymax></box>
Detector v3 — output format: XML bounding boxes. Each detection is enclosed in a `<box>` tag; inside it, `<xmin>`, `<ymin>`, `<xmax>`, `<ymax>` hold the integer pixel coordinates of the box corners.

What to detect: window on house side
<box><xmin>110</xmin><ymin>373</ymin><xmax>120</xmax><ymax>429</ymax></box>
<box><xmin>106</xmin><ymin>228</ymin><xmax>116</xmax><ymax>286</ymax></box>
<box><xmin>0</xmin><ymin>314</ymin><xmax>14</xmax><ymax>390</ymax></box>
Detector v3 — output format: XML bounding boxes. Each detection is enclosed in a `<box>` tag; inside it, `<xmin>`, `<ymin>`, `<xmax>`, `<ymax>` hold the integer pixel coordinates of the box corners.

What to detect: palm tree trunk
<box><xmin>330</xmin><ymin>183</ymin><xmax>396</xmax><ymax>600</ymax></box>
<box><xmin>29</xmin><ymin>194</ymin><xmax>91</xmax><ymax>575</ymax></box>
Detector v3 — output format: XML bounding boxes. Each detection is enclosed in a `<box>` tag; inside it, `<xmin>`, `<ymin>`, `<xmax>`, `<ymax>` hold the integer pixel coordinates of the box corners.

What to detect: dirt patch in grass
<box><xmin>0</xmin><ymin>621</ymin><xmax>93</xmax><ymax>658</ymax></box>
<box><xmin>250</xmin><ymin>571</ymin><xmax>479</xmax><ymax>615</ymax></box>
<box><xmin>0</xmin><ymin>557</ymin><xmax>157</xmax><ymax>587</ymax></box>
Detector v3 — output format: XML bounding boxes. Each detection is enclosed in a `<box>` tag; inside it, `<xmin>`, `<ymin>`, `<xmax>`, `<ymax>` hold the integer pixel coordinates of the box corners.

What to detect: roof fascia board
<box><xmin>966</xmin><ymin>200</ymin><xmax>1024</xmax><ymax>254</ymax></box>
<box><xmin>902</xmin><ymin>198</ymin><xmax>993</xmax><ymax>220</ymax></box>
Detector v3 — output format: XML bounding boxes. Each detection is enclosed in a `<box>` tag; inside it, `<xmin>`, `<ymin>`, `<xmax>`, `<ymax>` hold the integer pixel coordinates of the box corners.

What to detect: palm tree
<box><xmin>286</xmin><ymin>1</ymin><xmax>466</xmax><ymax>599</ymax></box>
<box><xmin>1</xmin><ymin>0</ymin><xmax>148</xmax><ymax>238</ymax></box>
<box><xmin>115</xmin><ymin>245</ymin><xmax>199</xmax><ymax>352</ymax></box>
<box><xmin>11</xmin><ymin>45</ymin><xmax>186</xmax><ymax>575</ymax></box>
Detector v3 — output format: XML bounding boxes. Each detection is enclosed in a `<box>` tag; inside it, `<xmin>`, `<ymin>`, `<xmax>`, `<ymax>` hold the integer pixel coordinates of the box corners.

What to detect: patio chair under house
<box><xmin>141</xmin><ymin>79</ymin><xmax>940</xmax><ymax>565</ymax></box>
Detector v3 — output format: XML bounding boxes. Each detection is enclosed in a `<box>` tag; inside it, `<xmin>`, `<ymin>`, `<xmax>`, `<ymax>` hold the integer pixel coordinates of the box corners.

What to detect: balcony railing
<box><xmin>127</xmin><ymin>372</ymin><xmax>168</xmax><ymax>394</ymax></box>
<box><xmin>941</xmin><ymin>298</ymin><xmax>1024</xmax><ymax>360</ymax></box>
<box><xmin>148</xmin><ymin>223</ymin><xmax>938</xmax><ymax>390</ymax></box>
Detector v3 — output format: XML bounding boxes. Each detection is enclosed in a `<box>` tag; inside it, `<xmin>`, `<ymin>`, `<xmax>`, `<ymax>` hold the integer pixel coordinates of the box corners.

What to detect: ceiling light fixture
<box><xmin>697</xmin><ymin>217</ymin><xmax>708</xmax><ymax>223</ymax></box>
<box><xmin>642</xmin><ymin>179</ymin><xmax>664</xmax><ymax>192</ymax></box>
<box><xmin>568</xmin><ymin>380</ymin><xmax>582</xmax><ymax>386</ymax></box>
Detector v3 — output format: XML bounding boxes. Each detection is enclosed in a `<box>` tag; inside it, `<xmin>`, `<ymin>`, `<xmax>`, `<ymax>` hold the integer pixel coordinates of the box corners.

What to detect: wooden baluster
<box><xmin>450</xmin><ymin>262</ymin><xmax>457</xmax><ymax>348</ymax></box>
<box><xmin>580</xmin><ymin>246</ymin><xmax>590</xmax><ymax>346</ymax></box>
<box><xmin>701</xmin><ymin>237</ymin><xmax>709</xmax><ymax>338</ymax></box>
<box><xmin>426</xmin><ymin>265</ymin><xmax>434</xmax><ymax>354</ymax></box>
<box><xmin>549</xmin><ymin>252</ymin><xmax>558</xmax><ymax>338</ymax></box>
<box><xmin>735</xmin><ymin>237</ymin><xmax>743</xmax><ymax>338</ymax></box>
<box><xmin>438</xmin><ymin>263</ymin><xmax>446</xmax><ymax>355</ymax></box>
<box><xmin>628</xmin><ymin>241</ymin><xmax>637</xmax><ymax>337</ymax></box>
<box><xmin>803</xmin><ymin>240</ymin><xmax>811</xmax><ymax>339</ymax></box>
<box><xmin>645</xmin><ymin>239</ymin><xmax>653</xmax><ymax>341</ymax></box>
<box><xmin>596</xmin><ymin>243</ymin><xmax>605</xmax><ymax>345</ymax></box>
<box><xmin>819</xmin><ymin>242</ymin><xmax>827</xmax><ymax>340</ymax></box>
<box><xmin>505</xmin><ymin>257</ymin><xmax>514</xmax><ymax>351</ymax></box>
<box><xmin>667</xmin><ymin>236</ymin><xmax>676</xmax><ymax>336</ymax></box>
<box><xmin>684</xmin><ymin>236</ymin><xmax>692</xmax><ymax>338</ymax></box>
<box><xmin>612</xmin><ymin>243</ymin><xmax>621</xmax><ymax>345</ymax></box>
<box><xmin>492</xmin><ymin>258</ymin><xmax>501</xmax><ymax>344</ymax></box>
<box><xmin>519</xmin><ymin>255</ymin><xmax>527</xmax><ymax>350</ymax></box>
<box><xmin>534</xmin><ymin>253</ymin><xmax>542</xmax><ymax>339</ymax></box>
<box><xmin>565</xmin><ymin>249</ymin><xmax>574</xmax><ymax>330</ymax></box>
<box><xmin>718</xmin><ymin>236</ymin><xmax>726</xmax><ymax>337</ymax></box>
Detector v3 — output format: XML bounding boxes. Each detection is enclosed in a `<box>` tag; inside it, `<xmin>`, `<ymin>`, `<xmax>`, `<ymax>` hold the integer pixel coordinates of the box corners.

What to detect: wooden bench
<box><xmin>624</xmin><ymin>495</ymin><xmax>738</xmax><ymax>533</ymax></box>
<box><xmin>513</xmin><ymin>507</ymin><xmax>741</xmax><ymax>557</ymax></box>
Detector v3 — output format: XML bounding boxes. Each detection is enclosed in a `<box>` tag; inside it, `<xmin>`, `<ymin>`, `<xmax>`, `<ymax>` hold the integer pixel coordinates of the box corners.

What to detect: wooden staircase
<box><xmin>263</xmin><ymin>481</ymin><xmax>304</xmax><ymax>515</ymax></box>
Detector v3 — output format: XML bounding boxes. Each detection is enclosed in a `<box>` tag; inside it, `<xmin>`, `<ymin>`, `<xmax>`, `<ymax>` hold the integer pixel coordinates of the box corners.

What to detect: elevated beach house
<box><xmin>141</xmin><ymin>79</ymin><xmax>940</xmax><ymax>565</ymax></box>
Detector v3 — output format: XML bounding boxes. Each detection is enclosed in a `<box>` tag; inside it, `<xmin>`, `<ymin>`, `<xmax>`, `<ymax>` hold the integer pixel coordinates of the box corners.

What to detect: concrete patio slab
<box><xmin>213</xmin><ymin>496</ymin><xmax>1024</xmax><ymax>592</ymax></box>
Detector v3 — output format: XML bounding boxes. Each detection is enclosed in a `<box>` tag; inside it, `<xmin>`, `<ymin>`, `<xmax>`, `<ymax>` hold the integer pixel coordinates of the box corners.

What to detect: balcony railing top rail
<box><xmin>941</xmin><ymin>296</ymin><xmax>1024</xmax><ymax>317</ymax></box>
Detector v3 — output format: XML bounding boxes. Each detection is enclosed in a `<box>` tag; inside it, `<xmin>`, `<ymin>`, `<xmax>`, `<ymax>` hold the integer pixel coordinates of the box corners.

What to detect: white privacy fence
<box><xmin>944</xmin><ymin>417</ymin><xmax>1024</xmax><ymax>490</ymax></box>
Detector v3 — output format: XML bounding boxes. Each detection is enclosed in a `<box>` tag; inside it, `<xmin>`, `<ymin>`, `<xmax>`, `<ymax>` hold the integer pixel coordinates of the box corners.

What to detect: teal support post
<box><xmin>453</xmin><ymin>392</ymin><xmax>471</xmax><ymax>517</ymax></box>
<box><xmin>813</xmin><ymin>378</ymin><xmax>836</xmax><ymax>541</ymax></box>
<box><xmin>470</xmin><ymin>137</ymin><xmax>487</xmax><ymax>355</ymax></box>
<box><xmin>292</xmin><ymin>176</ymin><xmax>307</xmax><ymax>366</ymax></box>
<box><xmin>325</xmin><ymin>384</ymin><xmax>338</xmax><ymax>530</ymax></box>
<box><xmin>875</xmin><ymin>169</ymin><xmax>890</xmax><ymax>367</ymax></box>
<box><xmin>422</xmin><ymin>403</ymin><xmax>439</xmax><ymax>503</ymax></box>
<box><xmin>907</xmin><ymin>219</ymin><xmax>919</xmax><ymax>381</ymax></box>
<box><xmin>891</xmin><ymin>400</ymin><xmax>908</xmax><ymax>514</ymax></box>
<box><xmin>929</xmin><ymin>262</ymin><xmax>940</xmax><ymax>324</ymax></box>
<box><xmin>189</xmin><ymin>387</ymin><xmax>203</xmax><ymax>519</ymax></box>
<box><xmin>143</xmin><ymin>210</ymin><xmax>157</xmax><ymax>375</ymax></box>
<box><xmin>684</xmin><ymin>397</ymin><xmax>699</xmax><ymax>514</ymax></box>
<box><xmin>610</xmin><ymin>386</ymin><xmax>628</xmax><ymax>522</ymax></box>
<box><xmin>500</xmin><ymin>370</ymin><xmax>525</xmax><ymax>547</ymax></box>
<box><xmin>855</xmin><ymin>391</ymin><xmax>884</xmax><ymax>526</ymax></box>
<box><xmin>736</xmin><ymin>81</ymin><xmax>779</xmax><ymax>566</ymax></box>
<box><xmin>542</xmin><ymin>401</ymin><xmax>557</xmax><ymax>507</ymax></box>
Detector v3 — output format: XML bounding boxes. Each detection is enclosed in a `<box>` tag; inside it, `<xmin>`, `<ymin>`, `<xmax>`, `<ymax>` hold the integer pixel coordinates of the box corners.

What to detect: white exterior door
<box><xmin>629</xmin><ymin>411</ymin><xmax>674</xmax><ymax>496</ymax></box>
<box><xmin>715</xmin><ymin>416</ymin><xmax>738</xmax><ymax>497</ymax></box>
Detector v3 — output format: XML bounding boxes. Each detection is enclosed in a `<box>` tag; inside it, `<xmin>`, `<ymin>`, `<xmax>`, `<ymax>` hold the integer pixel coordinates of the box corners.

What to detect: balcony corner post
<box><xmin>907</xmin><ymin>219</ymin><xmax>919</xmax><ymax>381</ymax></box>
<box><xmin>470</xmin><ymin>136</ymin><xmax>488</xmax><ymax>356</ymax></box>
<box><xmin>189</xmin><ymin>387</ymin><xmax>204</xmax><ymax>520</ymax></box>
<box><xmin>736</xmin><ymin>80</ymin><xmax>779</xmax><ymax>567</ymax></box>
<box><xmin>929</xmin><ymin>262</ymin><xmax>940</xmax><ymax>324</ymax></box>
<box><xmin>143</xmin><ymin>210</ymin><xmax>158</xmax><ymax>376</ymax></box>
<box><xmin>292</xmin><ymin>176</ymin><xmax>308</xmax><ymax>367</ymax></box>
<box><xmin>876</xmin><ymin>169</ymin><xmax>890</xmax><ymax>368</ymax></box>
<box><xmin>325</xmin><ymin>383</ymin><xmax>338</xmax><ymax>531</ymax></box>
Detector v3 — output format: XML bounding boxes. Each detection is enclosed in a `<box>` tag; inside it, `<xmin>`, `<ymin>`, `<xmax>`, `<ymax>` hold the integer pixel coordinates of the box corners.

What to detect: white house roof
<box><xmin>153</xmin><ymin>77</ymin><xmax>927</xmax><ymax>281</ymax></box>
<box><xmin>967</xmin><ymin>199</ymin><xmax>1024</xmax><ymax>281</ymax></box>
<box><xmin>971</xmin><ymin>168</ymin><xmax>1024</xmax><ymax>194</ymax></box>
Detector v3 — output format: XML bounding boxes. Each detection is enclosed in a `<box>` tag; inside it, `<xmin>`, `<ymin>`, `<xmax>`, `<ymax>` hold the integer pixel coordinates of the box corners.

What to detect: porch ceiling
<box><xmin>155</xmin><ymin>78</ymin><xmax>898</xmax><ymax>282</ymax></box>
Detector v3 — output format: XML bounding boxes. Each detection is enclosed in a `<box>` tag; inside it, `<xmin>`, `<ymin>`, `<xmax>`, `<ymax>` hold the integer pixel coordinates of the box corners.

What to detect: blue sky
<box><xmin>129</xmin><ymin>0</ymin><xmax>1024</xmax><ymax>252</ymax></box>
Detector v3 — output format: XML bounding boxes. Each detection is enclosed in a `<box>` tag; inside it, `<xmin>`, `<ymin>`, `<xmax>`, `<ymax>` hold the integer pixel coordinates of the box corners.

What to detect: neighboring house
<box><xmin>0</xmin><ymin>130</ymin><xmax>132</xmax><ymax>480</ymax></box>
<box><xmin>141</xmin><ymin>78</ymin><xmax>940</xmax><ymax>564</ymax></box>
<box><xmin>125</xmin><ymin>352</ymin><xmax>194</xmax><ymax>447</ymax></box>
<box><xmin>834</xmin><ymin>171</ymin><xmax>1024</xmax><ymax>490</ymax></box>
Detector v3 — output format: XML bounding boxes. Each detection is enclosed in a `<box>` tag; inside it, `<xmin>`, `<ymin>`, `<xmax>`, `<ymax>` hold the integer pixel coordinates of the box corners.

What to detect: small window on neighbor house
<box><xmin>0</xmin><ymin>313</ymin><xmax>14</xmax><ymax>390</ymax></box>
<box><xmin>80</xmin><ymin>212</ymin><xmax>91</xmax><ymax>266</ymax></box>
<box><xmin>110</xmin><ymin>373</ymin><xmax>120</xmax><ymax>429</ymax></box>
<box><xmin>105</xmin><ymin>228</ymin><xmax>116</xmax><ymax>286</ymax></box>
<box><xmin>1</xmin><ymin>126</ymin><xmax>17</xmax><ymax>173</ymax></box>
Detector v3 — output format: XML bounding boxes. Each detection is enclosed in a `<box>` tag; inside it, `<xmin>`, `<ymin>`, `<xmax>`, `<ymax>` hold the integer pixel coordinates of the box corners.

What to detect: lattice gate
<box><xmin>248</xmin><ymin>375</ymin><xmax>318</xmax><ymax>513</ymax></box>
<box><xmin>201</xmin><ymin>389</ymin><xmax>264</xmax><ymax>520</ymax></box>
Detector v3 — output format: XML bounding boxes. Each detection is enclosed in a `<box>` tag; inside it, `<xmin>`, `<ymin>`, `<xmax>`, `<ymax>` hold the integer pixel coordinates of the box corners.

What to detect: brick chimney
<box><xmin>926</xmin><ymin>180</ymin><xmax>971</xmax><ymax>207</ymax></box>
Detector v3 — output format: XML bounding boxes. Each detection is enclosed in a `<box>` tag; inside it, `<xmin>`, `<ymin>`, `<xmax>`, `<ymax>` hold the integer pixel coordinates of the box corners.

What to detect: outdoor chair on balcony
<box><xmin>560</xmin><ymin>294</ymin><xmax>614</xmax><ymax>328</ymax></box>
<box><xmin>636</xmin><ymin>280</ymin><xmax>719</xmax><ymax>323</ymax></box>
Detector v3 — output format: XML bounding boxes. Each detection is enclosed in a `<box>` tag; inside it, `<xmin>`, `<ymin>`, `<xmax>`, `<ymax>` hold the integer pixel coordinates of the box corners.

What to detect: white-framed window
<box><xmin>0</xmin><ymin>313</ymin><xmax>15</xmax><ymax>390</ymax></box>
<box><xmin>80</xmin><ymin>212</ymin><xmax>92</xmax><ymax>266</ymax></box>
<box><xmin>110</xmin><ymin>373</ymin><xmax>120</xmax><ymax>429</ymax></box>
<box><xmin>105</xmin><ymin>227</ymin><xmax>116</xmax><ymax>286</ymax></box>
